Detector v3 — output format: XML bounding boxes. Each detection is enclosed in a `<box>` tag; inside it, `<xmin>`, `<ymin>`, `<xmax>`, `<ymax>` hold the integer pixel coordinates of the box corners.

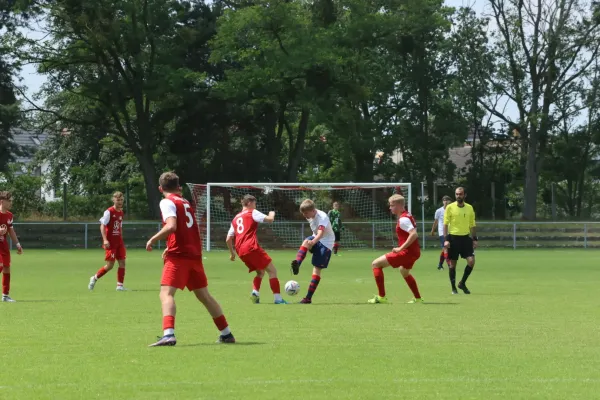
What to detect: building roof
<box><xmin>9</xmin><ymin>128</ymin><xmax>48</xmax><ymax>164</ymax></box>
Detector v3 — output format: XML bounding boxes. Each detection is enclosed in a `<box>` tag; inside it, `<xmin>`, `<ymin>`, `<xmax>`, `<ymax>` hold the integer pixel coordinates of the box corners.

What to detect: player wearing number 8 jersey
<box><xmin>225</xmin><ymin>195</ymin><xmax>286</xmax><ymax>304</ymax></box>
<box><xmin>146</xmin><ymin>172</ymin><xmax>235</xmax><ymax>347</ymax></box>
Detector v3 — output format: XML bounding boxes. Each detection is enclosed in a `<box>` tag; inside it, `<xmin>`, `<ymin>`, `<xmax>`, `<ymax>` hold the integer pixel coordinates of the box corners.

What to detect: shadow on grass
<box><xmin>176</xmin><ymin>342</ymin><xmax>266</xmax><ymax>348</ymax></box>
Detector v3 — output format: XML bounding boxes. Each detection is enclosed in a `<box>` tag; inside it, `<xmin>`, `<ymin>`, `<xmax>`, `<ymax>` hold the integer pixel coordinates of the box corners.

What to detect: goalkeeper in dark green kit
<box><xmin>328</xmin><ymin>201</ymin><xmax>343</xmax><ymax>255</ymax></box>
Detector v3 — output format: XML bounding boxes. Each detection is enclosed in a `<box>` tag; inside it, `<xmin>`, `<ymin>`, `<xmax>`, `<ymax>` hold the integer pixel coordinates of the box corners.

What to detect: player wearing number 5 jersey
<box><xmin>88</xmin><ymin>192</ymin><xmax>127</xmax><ymax>291</ymax></box>
<box><xmin>226</xmin><ymin>195</ymin><xmax>287</xmax><ymax>304</ymax></box>
<box><xmin>146</xmin><ymin>172</ymin><xmax>234</xmax><ymax>347</ymax></box>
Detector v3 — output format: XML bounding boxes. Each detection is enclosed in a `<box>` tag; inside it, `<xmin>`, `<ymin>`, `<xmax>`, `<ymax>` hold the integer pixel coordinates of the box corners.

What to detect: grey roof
<box><xmin>9</xmin><ymin>128</ymin><xmax>49</xmax><ymax>164</ymax></box>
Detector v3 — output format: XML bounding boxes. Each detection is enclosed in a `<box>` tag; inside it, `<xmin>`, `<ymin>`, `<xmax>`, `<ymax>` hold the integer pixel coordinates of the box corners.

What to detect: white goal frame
<box><xmin>202</xmin><ymin>182</ymin><xmax>412</xmax><ymax>251</ymax></box>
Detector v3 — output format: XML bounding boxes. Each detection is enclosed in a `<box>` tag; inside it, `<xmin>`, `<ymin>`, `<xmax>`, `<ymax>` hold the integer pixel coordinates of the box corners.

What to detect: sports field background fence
<box><xmin>8</xmin><ymin>221</ymin><xmax>600</xmax><ymax>250</ymax></box>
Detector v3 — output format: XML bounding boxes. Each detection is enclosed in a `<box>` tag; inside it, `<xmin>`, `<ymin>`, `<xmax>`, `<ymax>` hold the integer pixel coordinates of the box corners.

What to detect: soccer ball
<box><xmin>284</xmin><ymin>280</ymin><xmax>300</xmax><ymax>296</ymax></box>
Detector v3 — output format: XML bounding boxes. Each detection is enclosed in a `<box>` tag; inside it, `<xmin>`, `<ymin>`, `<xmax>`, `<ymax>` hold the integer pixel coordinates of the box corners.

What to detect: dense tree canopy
<box><xmin>1</xmin><ymin>0</ymin><xmax>599</xmax><ymax>220</ymax></box>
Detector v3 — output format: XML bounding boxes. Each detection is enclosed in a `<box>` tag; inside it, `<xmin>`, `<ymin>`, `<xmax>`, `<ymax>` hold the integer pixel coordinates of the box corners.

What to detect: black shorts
<box><xmin>448</xmin><ymin>234</ymin><xmax>474</xmax><ymax>260</ymax></box>
<box><xmin>334</xmin><ymin>231</ymin><xmax>341</xmax><ymax>242</ymax></box>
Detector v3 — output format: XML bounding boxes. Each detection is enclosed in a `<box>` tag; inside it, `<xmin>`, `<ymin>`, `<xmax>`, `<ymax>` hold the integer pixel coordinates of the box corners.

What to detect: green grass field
<box><xmin>2</xmin><ymin>249</ymin><xmax>599</xmax><ymax>400</ymax></box>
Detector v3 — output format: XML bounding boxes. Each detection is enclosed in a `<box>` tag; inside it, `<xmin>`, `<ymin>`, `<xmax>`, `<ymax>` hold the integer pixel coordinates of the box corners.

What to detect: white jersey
<box><xmin>307</xmin><ymin>209</ymin><xmax>335</xmax><ymax>250</ymax></box>
<box><xmin>434</xmin><ymin>206</ymin><xmax>445</xmax><ymax>236</ymax></box>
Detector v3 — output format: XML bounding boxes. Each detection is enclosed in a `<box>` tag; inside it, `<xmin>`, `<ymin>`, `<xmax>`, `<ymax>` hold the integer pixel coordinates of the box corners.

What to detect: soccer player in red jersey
<box><xmin>0</xmin><ymin>191</ymin><xmax>23</xmax><ymax>302</ymax></box>
<box><xmin>225</xmin><ymin>194</ymin><xmax>286</xmax><ymax>304</ymax></box>
<box><xmin>368</xmin><ymin>194</ymin><xmax>423</xmax><ymax>304</ymax></box>
<box><xmin>146</xmin><ymin>172</ymin><xmax>235</xmax><ymax>347</ymax></box>
<box><xmin>88</xmin><ymin>192</ymin><xmax>127</xmax><ymax>291</ymax></box>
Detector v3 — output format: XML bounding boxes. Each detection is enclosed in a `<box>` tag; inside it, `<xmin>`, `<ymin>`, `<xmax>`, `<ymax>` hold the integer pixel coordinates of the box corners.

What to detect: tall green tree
<box><xmin>23</xmin><ymin>0</ymin><xmax>216</xmax><ymax>217</ymax></box>
<box><xmin>482</xmin><ymin>0</ymin><xmax>600</xmax><ymax>220</ymax></box>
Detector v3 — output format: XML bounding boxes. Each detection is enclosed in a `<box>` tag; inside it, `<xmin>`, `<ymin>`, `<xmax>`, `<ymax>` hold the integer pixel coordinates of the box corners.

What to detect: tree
<box><xmin>22</xmin><ymin>0</ymin><xmax>215</xmax><ymax>217</ymax></box>
<box><xmin>483</xmin><ymin>0</ymin><xmax>600</xmax><ymax>219</ymax></box>
<box><xmin>0</xmin><ymin>56</ymin><xmax>20</xmax><ymax>172</ymax></box>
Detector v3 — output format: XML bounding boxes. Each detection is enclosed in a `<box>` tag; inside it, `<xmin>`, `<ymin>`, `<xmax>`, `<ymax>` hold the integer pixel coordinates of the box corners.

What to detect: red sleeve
<box><xmin>317</xmin><ymin>225</ymin><xmax>326</xmax><ymax>231</ymax></box>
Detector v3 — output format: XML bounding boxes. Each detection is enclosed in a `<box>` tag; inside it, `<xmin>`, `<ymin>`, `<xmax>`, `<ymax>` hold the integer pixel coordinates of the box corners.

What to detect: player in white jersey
<box><xmin>431</xmin><ymin>195</ymin><xmax>452</xmax><ymax>270</ymax></box>
<box><xmin>290</xmin><ymin>199</ymin><xmax>335</xmax><ymax>304</ymax></box>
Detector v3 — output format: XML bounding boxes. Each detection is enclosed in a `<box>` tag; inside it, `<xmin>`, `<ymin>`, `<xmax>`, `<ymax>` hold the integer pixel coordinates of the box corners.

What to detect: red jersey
<box><xmin>99</xmin><ymin>206</ymin><xmax>124</xmax><ymax>244</ymax></box>
<box><xmin>160</xmin><ymin>194</ymin><xmax>202</xmax><ymax>258</ymax></box>
<box><xmin>227</xmin><ymin>209</ymin><xmax>267</xmax><ymax>256</ymax></box>
<box><xmin>0</xmin><ymin>211</ymin><xmax>14</xmax><ymax>253</ymax></box>
<box><xmin>396</xmin><ymin>210</ymin><xmax>420</xmax><ymax>255</ymax></box>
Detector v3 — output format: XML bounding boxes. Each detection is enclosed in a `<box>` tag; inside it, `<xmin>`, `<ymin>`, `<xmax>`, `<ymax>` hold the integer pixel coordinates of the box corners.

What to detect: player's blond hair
<box><xmin>159</xmin><ymin>172</ymin><xmax>180</xmax><ymax>191</ymax></box>
<box><xmin>113</xmin><ymin>191</ymin><xmax>124</xmax><ymax>199</ymax></box>
<box><xmin>299</xmin><ymin>199</ymin><xmax>316</xmax><ymax>212</ymax></box>
<box><xmin>242</xmin><ymin>194</ymin><xmax>257</xmax><ymax>206</ymax></box>
<box><xmin>388</xmin><ymin>194</ymin><xmax>405</xmax><ymax>205</ymax></box>
<box><xmin>0</xmin><ymin>191</ymin><xmax>12</xmax><ymax>201</ymax></box>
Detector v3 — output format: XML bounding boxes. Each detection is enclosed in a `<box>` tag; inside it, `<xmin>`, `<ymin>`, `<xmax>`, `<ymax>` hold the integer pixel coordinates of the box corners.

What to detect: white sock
<box><xmin>252</xmin><ymin>290</ymin><xmax>259</xmax><ymax>296</ymax></box>
<box><xmin>117</xmin><ymin>282</ymin><xmax>123</xmax><ymax>286</ymax></box>
<box><xmin>274</xmin><ymin>293</ymin><xmax>283</xmax><ymax>302</ymax></box>
<box><xmin>93</xmin><ymin>275</ymin><xmax>98</xmax><ymax>280</ymax></box>
<box><xmin>220</xmin><ymin>326</ymin><xmax>231</xmax><ymax>336</ymax></box>
<box><xmin>164</xmin><ymin>328</ymin><xmax>174</xmax><ymax>336</ymax></box>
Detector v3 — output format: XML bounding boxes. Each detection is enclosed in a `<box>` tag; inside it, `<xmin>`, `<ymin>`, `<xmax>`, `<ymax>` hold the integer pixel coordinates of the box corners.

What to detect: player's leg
<box><xmin>148</xmin><ymin>285</ymin><xmax>178</xmax><ymax>347</ymax></box>
<box><xmin>89</xmin><ymin>252</ymin><xmax>115</xmax><ymax>290</ymax></box>
<box><xmin>251</xmin><ymin>269</ymin><xmax>265</xmax><ymax>303</ymax></box>
<box><xmin>299</xmin><ymin>244</ymin><xmax>331</xmax><ymax>304</ymax></box>
<box><xmin>438</xmin><ymin>236</ymin><xmax>445</xmax><ymax>270</ymax></box>
<box><xmin>458</xmin><ymin>250</ymin><xmax>475</xmax><ymax>294</ymax></box>
<box><xmin>291</xmin><ymin>236</ymin><xmax>314</xmax><ymax>275</ymax></box>
<box><xmin>193</xmin><ymin>287</ymin><xmax>235</xmax><ymax>343</ymax></box>
<box><xmin>333</xmin><ymin>231</ymin><xmax>341</xmax><ymax>255</ymax></box>
<box><xmin>116</xmin><ymin>246</ymin><xmax>127</xmax><ymax>291</ymax></box>
<box><xmin>399</xmin><ymin>263</ymin><xmax>423</xmax><ymax>303</ymax></box>
<box><xmin>264</xmin><ymin>263</ymin><xmax>286</xmax><ymax>304</ymax></box>
<box><xmin>1</xmin><ymin>253</ymin><xmax>15</xmax><ymax>302</ymax></box>
<box><xmin>368</xmin><ymin>255</ymin><xmax>390</xmax><ymax>304</ymax></box>
<box><xmin>187</xmin><ymin>261</ymin><xmax>235</xmax><ymax>343</ymax></box>
<box><xmin>447</xmin><ymin>237</ymin><xmax>459</xmax><ymax>294</ymax></box>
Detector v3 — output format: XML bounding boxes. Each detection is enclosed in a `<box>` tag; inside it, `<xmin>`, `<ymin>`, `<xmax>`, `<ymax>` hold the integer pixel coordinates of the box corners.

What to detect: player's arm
<box><xmin>470</xmin><ymin>208</ymin><xmax>478</xmax><ymax>248</ymax></box>
<box><xmin>431</xmin><ymin>218</ymin><xmax>438</xmax><ymax>236</ymax></box>
<box><xmin>146</xmin><ymin>200</ymin><xmax>177</xmax><ymax>251</ymax></box>
<box><xmin>393</xmin><ymin>218</ymin><xmax>418</xmax><ymax>252</ymax></box>
<box><xmin>8</xmin><ymin>226</ymin><xmax>22</xmax><ymax>254</ymax></box>
<box><xmin>443</xmin><ymin>207</ymin><xmax>451</xmax><ymax>247</ymax></box>
<box><xmin>263</xmin><ymin>211</ymin><xmax>275</xmax><ymax>223</ymax></box>
<box><xmin>309</xmin><ymin>216</ymin><xmax>328</xmax><ymax>246</ymax></box>
<box><xmin>99</xmin><ymin>210</ymin><xmax>110</xmax><ymax>248</ymax></box>
<box><xmin>225</xmin><ymin>226</ymin><xmax>236</xmax><ymax>261</ymax></box>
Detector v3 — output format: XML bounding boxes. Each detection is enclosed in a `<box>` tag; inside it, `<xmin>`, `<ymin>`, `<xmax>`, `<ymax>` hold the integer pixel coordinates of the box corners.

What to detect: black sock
<box><xmin>449</xmin><ymin>268</ymin><xmax>456</xmax><ymax>289</ymax></box>
<box><xmin>461</xmin><ymin>265</ymin><xmax>473</xmax><ymax>284</ymax></box>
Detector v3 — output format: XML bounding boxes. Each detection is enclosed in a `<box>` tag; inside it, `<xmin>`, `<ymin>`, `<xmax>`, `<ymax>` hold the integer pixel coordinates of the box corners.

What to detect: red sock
<box><xmin>2</xmin><ymin>273</ymin><xmax>10</xmax><ymax>295</ymax></box>
<box><xmin>117</xmin><ymin>267</ymin><xmax>125</xmax><ymax>285</ymax></box>
<box><xmin>252</xmin><ymin>276</ymin><xmax>263</xmax><ymax>291</ymax></box>
<box><xmin>373</xmin><ymin>268</ymin><xmax>385</xmax><ymax>297</ymax></box>
<box><xmin>333</xmin><ymin>243</ymin><xmax>339</xmax><ymax>254</ymax></box>
<box><xmin>95</xmin><ymin>266</ymin><xmax>108</xmax><ymax>279</ymax></box>
<box><xmin>163</xmin><ymin>315</ymin><xmax>175</xmax><ymax>330</ymax></box>
<box><xmin>296</xmin><ymin>246</ymin><xmax>308</xmax><ymax>264</ymax></box>
<box><xmin>213</xmin><ymin>315</ymin><xmax>229</xmax><ymax>331</ymax></box>
<box><xmin>269</xmin><ymin>277</ymin><xmax>281</xmax><ymax>294</ymax></box>
<box><xmin>306</xmin><ymin>274</ymin><xmax>321</xmax><ymax>299</ymax></box>
<box><xmin>404</xmin><ymin>274</ymin><xmax>421</xmax><ymax>299</ymax></box>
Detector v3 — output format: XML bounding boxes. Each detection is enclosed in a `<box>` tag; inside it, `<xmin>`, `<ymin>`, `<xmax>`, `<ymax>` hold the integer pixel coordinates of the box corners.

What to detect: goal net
<box><xmin>187</xmin><ymin>183</ymin><xmax>412</xmax><ymax>251</ymax></box>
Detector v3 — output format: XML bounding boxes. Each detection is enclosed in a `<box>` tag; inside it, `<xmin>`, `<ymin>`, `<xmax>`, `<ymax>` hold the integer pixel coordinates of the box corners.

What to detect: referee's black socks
<box><xmin>461</xmin><ymin>265</ymin><xmax>473</xmax><ymax>283</ymax></box>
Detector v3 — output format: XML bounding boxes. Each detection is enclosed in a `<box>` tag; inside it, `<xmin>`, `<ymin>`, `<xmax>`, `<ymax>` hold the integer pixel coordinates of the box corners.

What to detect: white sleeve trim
<box><xmin>160</xmin><ymin>199</ymin><xmax>177</xmax><ymax>223</ymax></box>
<box><xmin>399</xmin><ymin>217</ymin><xmax>415</xmax><ymax>233</ymax></box>
<box><xmin>227</xmin><ymin>225</ymin><xmax>235</xmax><ymax>237</ymax></box>
<box><xmin>252</xmin><ymin>209</ymin><xmax>267</xmax><ymax>223</ymax></box>
<box><xmin>99</xmin><ymin>209</ymin><xmax>111</xmax><ymax>225</ymax></box>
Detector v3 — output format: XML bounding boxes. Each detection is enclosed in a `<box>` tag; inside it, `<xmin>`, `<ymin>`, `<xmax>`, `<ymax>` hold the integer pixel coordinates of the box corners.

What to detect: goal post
<box><xmin>187</xmin><ymin>182</ymin><xmax>412</xmax><ymax>252</ymax></box>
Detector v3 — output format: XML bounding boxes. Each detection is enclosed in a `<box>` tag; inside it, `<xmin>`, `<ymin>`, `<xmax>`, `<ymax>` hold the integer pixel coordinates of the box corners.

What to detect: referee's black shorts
<box><xmin>447</xmin><ymin>234</ymin><xmax>474</xmax><ymax>260</ymax></box>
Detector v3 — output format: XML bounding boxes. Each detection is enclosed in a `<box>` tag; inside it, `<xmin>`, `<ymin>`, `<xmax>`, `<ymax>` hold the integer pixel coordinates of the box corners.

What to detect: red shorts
<box><xmin>0</xmin><ymin>251</ymin><xmax>10</xmax><ymax>268</ymax></box>
<box><xmin>239</xmin><ymin>248</ymin><xmax>272</xmax><ymax>273</ymax></box>
<box><xmin>104</xmin><ymin>243</ymin><xmax>126</xmax><ymax>262</ymax></box>
<box><xmin>161</xmin><ymin>256</ymin><xmax>208</xmax><ymax>291</ymax></box>
<box><xmin>385</xmin><ymin>249</ymin><xmax>420</xmax><ymax>269</ymax></box>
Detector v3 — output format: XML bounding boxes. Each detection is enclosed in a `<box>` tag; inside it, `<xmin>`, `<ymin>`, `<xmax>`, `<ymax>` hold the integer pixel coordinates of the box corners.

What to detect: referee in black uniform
<box><xmin>443</xmin><ymin>187</ymin><xmax>477</xmax><ymax>294</ymax></box>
